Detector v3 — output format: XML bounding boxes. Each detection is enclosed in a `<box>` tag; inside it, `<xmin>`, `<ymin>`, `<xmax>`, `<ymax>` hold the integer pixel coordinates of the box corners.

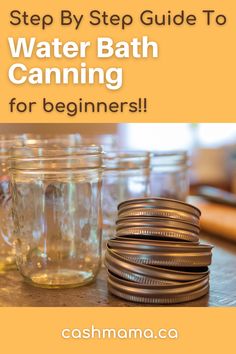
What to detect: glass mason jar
<box><xmin>102</xmin><ymin>151</ymin><xmax>150</xmax><ymax>255</ymax></box>
<box><xmin>149</xmin><ymin>151</ymin><xmax>189</xmax><ymax>201</ymax></box>
<box><xmin>7</xmin><ymin>145</ymin><xmax>103</xmax><ymax>288</ymax></box>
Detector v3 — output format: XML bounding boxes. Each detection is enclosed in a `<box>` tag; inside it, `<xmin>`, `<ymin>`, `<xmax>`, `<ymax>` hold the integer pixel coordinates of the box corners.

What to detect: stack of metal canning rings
<box><xmin>105</xmin><ymin>198</ymin><xmax>213</xmax><ymax>304</ymax></box>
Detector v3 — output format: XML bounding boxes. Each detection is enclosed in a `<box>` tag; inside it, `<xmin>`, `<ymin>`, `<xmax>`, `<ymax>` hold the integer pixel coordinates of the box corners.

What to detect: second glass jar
<box><xmin>149</xmin><ymin>151</ymin><xmax>189</xmax><ymax>201</ymax></box>
<box><xmin>102</xmin><ymin>151</ymin><xmax>150</xmax><ymax>255</ymax></box>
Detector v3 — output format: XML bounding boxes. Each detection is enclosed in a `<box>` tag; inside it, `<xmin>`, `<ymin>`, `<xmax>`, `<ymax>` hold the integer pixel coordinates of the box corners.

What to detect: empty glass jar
<box><xmin>7</xmin><ymin>145</ymin><xmax>103</xmax><ymax>288</ymax></box>
<box><xmin>149</xmin><ymin>151</ymin><xmax>189</xmax><ymax>201</ymax></box>
<box><xmin>102</xmin><ymin>151</ymin><xmax>150</xmax><ymax>256</ymax></box>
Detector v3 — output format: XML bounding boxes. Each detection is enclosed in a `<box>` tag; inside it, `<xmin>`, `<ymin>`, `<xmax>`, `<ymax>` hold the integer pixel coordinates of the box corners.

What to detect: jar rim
<box><xmin>9</xmin><ymin>144</ymin><xmax>103</xmax><ymax>159</ymax></box>
<box><xmin>150</xmin><ymin>150</ymin><xmax>189</xmax><ymax>166</ymax></box>
<box><xmin>103</xmin><ymin>151</ymin><xmax>150</xmax><ymax>171</ymax></box>
<box><xmin>8</xmin><ymin>144</ymin><xmax>104</xmax><ymax>172</ymax></box>
<box><xmin>151</xmin><ymin>150</ymin><xmax>188</xmax><ymax>157</ymax></box>
<box><xmin>104</xmin><ymin>150</ymin><xmax>150</xmax><ymax>158</ymax></box>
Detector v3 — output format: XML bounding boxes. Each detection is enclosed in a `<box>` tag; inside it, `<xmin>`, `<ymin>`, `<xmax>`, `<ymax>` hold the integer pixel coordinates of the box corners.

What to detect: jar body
<box><xmin>150</xmin><ymin>152</ymin><xmax>189</xmax><ymax>201</ymax></box>
<box><xmin>10</xmin><ymin>168</ymin><xmax>102</xmax><ymax>288</ymax></box>
<box><xmin>0</xmin><ymin>158</ymin><xmax>15</xmax><ymax>270</ymax></box>
<box><xmin>102</xmin><ymin>168</ymin><xmax>149</xmax><ymax>255</ymax></box>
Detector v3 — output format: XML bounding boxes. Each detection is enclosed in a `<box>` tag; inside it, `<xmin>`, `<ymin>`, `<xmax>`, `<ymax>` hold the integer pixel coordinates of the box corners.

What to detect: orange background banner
<box><xmin>0</xmin><ymin>308</ymin><xmax>235</xmax><ymax>354</ymax></box>
<box><xmin>0</xmin><ymin>0</ymin><xmax>235</xmax><ymax>123</ymax></box>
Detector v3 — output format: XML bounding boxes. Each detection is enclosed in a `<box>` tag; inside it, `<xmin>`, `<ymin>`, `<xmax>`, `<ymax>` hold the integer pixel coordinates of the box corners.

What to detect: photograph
<box><xmin>0</xmin><ymin>123</ymin><xmax>236</xmax><ymax>307</ymax></box>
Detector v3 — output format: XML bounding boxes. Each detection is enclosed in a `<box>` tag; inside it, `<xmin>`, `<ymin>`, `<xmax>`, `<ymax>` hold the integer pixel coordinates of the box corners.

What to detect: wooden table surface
<box><xmin>0</xmin><ymin>233</ymin><xmax>236</xmax><ymax>307</ymax></box>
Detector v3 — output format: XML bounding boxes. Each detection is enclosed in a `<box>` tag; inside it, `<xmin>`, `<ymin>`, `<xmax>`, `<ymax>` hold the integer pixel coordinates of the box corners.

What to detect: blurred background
<box><xmin>2</xmin><ymin>122</ymin><xmax>236</xmax><ymax>192</ymax></box>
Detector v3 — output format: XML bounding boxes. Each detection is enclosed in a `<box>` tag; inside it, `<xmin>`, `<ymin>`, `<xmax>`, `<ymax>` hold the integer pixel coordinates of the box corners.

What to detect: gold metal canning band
<box><xmin>108</xmin><ymin>237</ymin><xmax>200</xmax><ymax>248</ymax></box>
<box><xmin>117</xmin><ymin>207</ymin><xmax>200</xmax><ymax>227</ymax></box>
<box><xmin>105</xmin><ymin>248</ymin><xmax>209</xmax><ymax>282</ymax></box>
<box><xmin>109</xmin><ymin>240</ymin><xmax>212</xmax><ymax>266</ymax></box>
<box><xmin>105</xmin><ymin>260</ymin><xmax>177</xmax><ymax>286</ymax></box>
<box><xmin>107</xmin><ymin>273</ymin><xmax>209</xmax><ymax>304</ymax></box>
<box><xmin>113</xmin><ymin>252</ymin><xmax>212</xmax><ymax>267</ymax></box>
<box><xmin>108</xmin><ymin>271</ymin><xmax>209</xmax><ymax>294</ymax></box>
<box><xmin>116</xmin><ymin>218</ymin><xmax>200</xmax><ymax>233</ymax></box>
<box><xmin>116</xmin><ymin>227</ymin><xmax>199</xmax><ymax>242</ymax></box>
<box><xmin>117</xmin><ymin>198</ymin><xmax>201</xmax><ymax>218</ymax></box>
<box><xmin>108</xmin><ymin>283</ymin><xmax>209</xmax><ymax>304</ymax></box>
